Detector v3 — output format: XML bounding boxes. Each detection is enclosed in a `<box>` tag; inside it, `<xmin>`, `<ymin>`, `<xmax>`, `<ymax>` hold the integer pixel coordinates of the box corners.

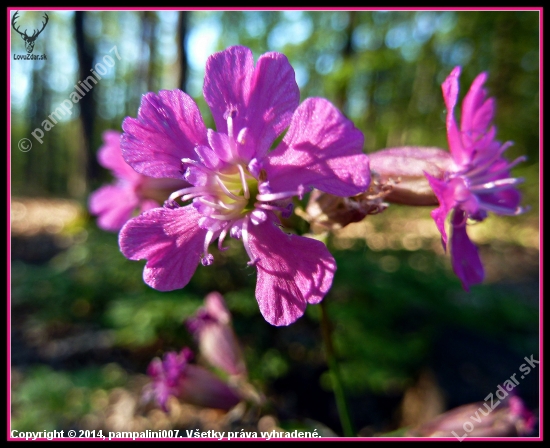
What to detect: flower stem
<box><xmin>320</xmin><ymin>300</ymin><xmax>355</xmax><ymax>437</ymax></box>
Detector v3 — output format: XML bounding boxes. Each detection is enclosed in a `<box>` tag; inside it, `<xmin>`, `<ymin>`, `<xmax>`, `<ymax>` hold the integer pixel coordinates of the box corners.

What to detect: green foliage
<box><xmin>324</xmin><ymin>239</ymin><xmax>538</xmax><ymax>394</ymax></box>
<box><xmin>11</xmin><ymin>215</ymin><xmax>538</xmax><ymax>430</ymax></box>
<box><xmin>11</xmin><ymin>364</ymin><xmax>128</xmax><ymax>431</ymax></box>
<box><xmin>106</xmin><ymin>295</ymin><xmax>201</xmax><ymax>348</ymax></box>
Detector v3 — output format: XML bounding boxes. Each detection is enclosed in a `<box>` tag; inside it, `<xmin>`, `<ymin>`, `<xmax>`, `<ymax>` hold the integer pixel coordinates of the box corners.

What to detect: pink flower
<box><xmin>143</xmin><ymin>347</ymin><xmax>240</xmax><ymax>411</ymax></box>
<box><xmin>88</xmin><ymin>130</ymin><xmax>188</xmax><ymax>232</ymax></box>
<box><xmin>186</xmin><ymin>292</ymin><xmax>247</xmax><ymax>377</ymax></box>
<box><xmin>407</xmin><ymin>394</ymin><xmax>536</xmax><ymax>437</ymax></box>
<box><xmin>119</xmin><ymin>46</ymin><xmax>370</xmax><ymax>326</ymax></box>
<box><xmin>424</xmin><ymin>67</ymin><xmax>526</xmax><ymax>290</ymax></box>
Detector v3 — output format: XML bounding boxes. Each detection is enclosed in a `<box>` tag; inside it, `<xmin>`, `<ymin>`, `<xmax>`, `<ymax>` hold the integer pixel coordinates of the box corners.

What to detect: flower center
<box><xmin>167</xmin><ymin>139</ymin><xmax>302</xmax><ymax>268</ymax></box>
<box><xmin>167</xmin><ymin>159</ymin><xmax>260</xmax><ymax>223</ymax></box>
<box><xmin>207</xmin><ymin>164</ymin><xmax>259</xmax><ymax>220</ymax></box>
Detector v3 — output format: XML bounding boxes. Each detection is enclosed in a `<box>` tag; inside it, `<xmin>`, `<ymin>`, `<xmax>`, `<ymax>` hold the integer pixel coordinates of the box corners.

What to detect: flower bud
<box><xmin>300</xmin><ymin>178</ymin><xmax>390</xmax><ymax>234</ymax></box>
<box><xmin>407</xmin><ymin>394</ymin><xmax>536</xmax><ymax>437</ymax></box>
<box><xmin>369</xmin><ymin>146</ymin><xmax>452</xmax><ymax>206</ymax></box>
<box><xmin>143</xmin><ymin>347</ymin><xmax>241</xmax><ymax>411</ymax></box>
<box><xmin>186</xmin><ymin>292</ymin><xmax>247</xmax><ymax>377</ymax></box>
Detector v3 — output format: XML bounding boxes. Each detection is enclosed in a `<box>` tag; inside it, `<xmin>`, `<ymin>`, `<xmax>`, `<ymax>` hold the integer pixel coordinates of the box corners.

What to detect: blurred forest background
<box><xmin>10</xmin><ymin>10</ymin><xmax>540</xmax><ymax>436</ymax></box>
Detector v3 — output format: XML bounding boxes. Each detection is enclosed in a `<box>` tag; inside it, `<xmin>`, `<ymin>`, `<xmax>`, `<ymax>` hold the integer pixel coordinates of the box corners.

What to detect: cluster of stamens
<box><xmin>449</xmin><ymin>138</ymin><xmax>527</xmax><ymax>223</ymax></box>
<box><xmin>163</xmin><ymin>112</ymin><xmax>304</xmax><ymax>267</ymax></box>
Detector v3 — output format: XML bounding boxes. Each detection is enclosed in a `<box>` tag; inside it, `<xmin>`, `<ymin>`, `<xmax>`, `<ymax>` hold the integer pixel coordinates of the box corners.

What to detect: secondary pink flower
<box><xmin>407</xmin><ymin>394</ymin><xmax>536</xmax><ymax>437</ymax></box>
<box><xmin>186</xmin><ymin>292</ymin><xmax>247</xmax><ymax>377</ymax></box>
<box><xmin>143</xmin><ymin>347</ymin><xmax>240</xmax><ymax>411</ymax></box>
<box><xmin>119</xmin><ymin>46</ymin><xmax>370</xmax><ymax>326</ymax></box>
<box><xmin>88</xmin><ymin>130</ymin><xmax>187</xmax><ymax>232</ymax></box>
<box><xmin>424</xmin><ymin>67</ymin><xmax>526</xmax><ymax>290</ymax></box>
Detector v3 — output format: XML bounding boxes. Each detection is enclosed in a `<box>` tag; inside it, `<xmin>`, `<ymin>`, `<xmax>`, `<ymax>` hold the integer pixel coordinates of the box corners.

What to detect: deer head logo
<box><xmin>12</xmin><ymin>11</ymin><xmax>49</xmax><ymax>54</ymax></box>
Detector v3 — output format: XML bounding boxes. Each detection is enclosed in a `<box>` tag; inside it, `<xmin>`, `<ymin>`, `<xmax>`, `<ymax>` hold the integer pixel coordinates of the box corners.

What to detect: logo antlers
<box><xmin>12</xmin><ymin>11</ymin><xmax>49</xmax><ymax>54</ymax></box>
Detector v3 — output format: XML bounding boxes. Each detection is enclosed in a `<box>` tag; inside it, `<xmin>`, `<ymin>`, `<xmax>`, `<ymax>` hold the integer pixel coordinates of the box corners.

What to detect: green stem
<box><xmin>320</xmin><ymin>300</ymin><xmax>355</xmax><ymax>437</ymax></box>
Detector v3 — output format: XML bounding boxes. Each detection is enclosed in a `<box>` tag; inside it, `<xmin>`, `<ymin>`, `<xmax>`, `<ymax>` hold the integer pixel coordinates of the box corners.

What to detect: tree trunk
<box><xmin>74</xmin><ymin>11</ymin><xmax>100</xmax><ymax>190</ymax></box>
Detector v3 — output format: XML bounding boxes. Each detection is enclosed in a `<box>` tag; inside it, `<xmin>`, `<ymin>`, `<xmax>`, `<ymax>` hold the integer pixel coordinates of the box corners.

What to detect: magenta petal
<box><xmin>478</xmin><ymin>188</ymin><xmax>523</xmax><ymax>215</ymax></box>
<box><xmin>186</xmin><ymin>293</ymin><xmax>247</xmax><ymax>376</ymax></box>
<box><xmin>442</xmin><ymin>66</ymin><xmax>461</xmax><ymax>112</ymax></box>
<box><xmin>121</xmin><ymin>90</ymin><xmax>208</xmax><ymax>179</ymax></box>
<box><xmin>89</xmin><ymin>184</ymin><xmax>139</xmax><ymax>232</ymax></box>
<box><xmin>204</xmin><ymin>291</ymin><xmax>232</xmax><ymax>324</ymax></box>
<box><xmin>179</xmin><ymin>365</ymin><xmax>240</xmax><ymax>410</ymax></box>
<box><xmin>472</xmin><ymin>126</ymin><xmax>499</xmax><ymax>160</ymax></box>
<box><xmin>470</xmin><ymin>97</ymin><xmax>494</xmax><ymax>137</ymax></box>
<box><xmin>264</xmin><ymin>97</ymin><xmax>369</xmax><ymax>197</ymax></box>
<box><xmin>119</xmin><ymin>206</ymin><xmax>208</xmax><ymax>291</ymax></box>
<box><xmin>471</xmin><ymin>156</ymin><xmax>524</xmax><ymax>215</ymax></box>
<box><xmin>203</xmin><ymin>46</ymin><xmax>254</xmax><ymax>136</ymax></box>
<box><xmin>195</xmin><ymin>144</ymin><xmax>222</xmax><ymax>170</ymax></box>
<box><xmin>461</xmin><ymin>71</ymin><xmax>490</xmax><ymax>135</ymax></box>
<box><xmin>204</xmin><ymin>47</ymin><xmax>299</xmax><ymax>162</ymax></box>
<box><xmin>424</xmin><ymin>172</ymin><xmax>454</xmax><ymax>248</ymax></box>
<box><xmin>442</xmin><ymin>66</ymin><xmax>468</xmax><ymax>166</ymax></box>
<box><xmin>242</xmin><ymin>51</ymin><xmax>300</xmax><ymax>160</ymax></box>
<box><xmin>450</xmin><ymin>210</ymin><xmax>484</xmax><ymax>291</ymax></box>
<box><xmin>247</xmin><ymin>216</ymin><xmax>336</xmax><ymax>326</ymax></box>
<box><xmin>431</xmin><ymin>206</ymin><xmax>449</xmax><ymax>251</ymax></box>
<box><xmin>145</xmin><ymin>348</ymin><xmax>240</xmax><ymax>411</ymax></box>
<box><xmin>97</xmin><ymin>131</ymin><xmax>140</xmax><ymax>181</ymax></box>
<box><xmin>446</xmin><ymin>115</ymin><xmax>466</xmax><ymax>165</ymax></box>
<box><xmin>145</xmin><ymin>349</ymin><xmax>192</xmax><ymax>411</ymax></box>
<box><xmin>207</xmin><ymin>129</ymin><xmax>234</xmax><ymax>163</ymax></box>
<box><xmin>462</xmin><ymin>95</ymin><xmax>495</xmax><ymax>153</ymax></box>
<box><xmin>196</xmin><ymin>323</ymin><xmax>247</xmax><ymax>377</ymax></box>
<box><xmin>184</xmin><ymin>166</ymin><xmax>208</xmax><ymax>186</ymax></box>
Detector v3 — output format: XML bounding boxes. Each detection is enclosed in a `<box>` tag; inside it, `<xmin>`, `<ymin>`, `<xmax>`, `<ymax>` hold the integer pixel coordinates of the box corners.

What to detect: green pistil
<box><xmin>243</xmin><ymin>178</ymin><xmax>259</xmax><ymax>213</ymax></box>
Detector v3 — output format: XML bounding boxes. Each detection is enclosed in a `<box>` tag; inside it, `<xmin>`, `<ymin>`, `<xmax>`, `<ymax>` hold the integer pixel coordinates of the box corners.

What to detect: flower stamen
<box><xmin>256</xmin><ymin>185</ymin><xmax>305</xmax><ymax>202</ymax></box>
<box><xmin>469</xmin><ymin>177</ymin><xmax>525</xmax><ymax>193</ymax></box>
<box><xmin>241</xmin><ymin>216</ymin><xmax>258</xmax><ymax>266</ymax></box>
<box><xmin>237</xmin><ymin>164</ymin><xmax>250</xmax><ymax>200</ymax></box>
<box><xmin>201</xmin><ymin>229</ymin><xmax>218</xmax><ymax>266</ymax></box>
<box><xmin>467</xmin><ymin>155</ymin><xmax>527</xmax><ymax>186</ymax></box>
<box><xmin>215</xmin><ymin>176</ymin><xmax>242</xmax><ymax>200</ymax></box>
<box><xmin>218</xmin><ymin>225</ymin><xmax>230</xmax><ymax>251</ymax></box>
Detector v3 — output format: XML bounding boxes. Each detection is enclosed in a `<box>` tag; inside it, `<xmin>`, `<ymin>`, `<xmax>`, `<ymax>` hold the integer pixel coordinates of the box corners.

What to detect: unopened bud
<box><xmin>369</xmin><ymin>146</ymin><xmax>452</xmax><ymax>206</ymax></box>
<box><xmin>143</xmin><ymin>347</ymin><xmax>241</xmax><ymax>411</ymax></box>
<box><xmin>301</xmin><ymin>179</ymin><xmax>391</xmax><ymax>234</ymax></box>
<box><xmin>407</xmin><ymin>394</ymin><xmax>536</xmax><ymax>437</ymax></box>
<box><xmin>186</xmin><ymin>292</ymin><xmax>247</xmax><ymax>377</ymax></box>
